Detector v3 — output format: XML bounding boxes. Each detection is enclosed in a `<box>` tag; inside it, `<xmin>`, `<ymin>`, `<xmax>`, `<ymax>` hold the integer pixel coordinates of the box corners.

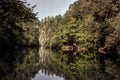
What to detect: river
<box><xmin>0</xmin><ymin>47</ymin><xmax>120</xmax><ymax>80</ymax></box>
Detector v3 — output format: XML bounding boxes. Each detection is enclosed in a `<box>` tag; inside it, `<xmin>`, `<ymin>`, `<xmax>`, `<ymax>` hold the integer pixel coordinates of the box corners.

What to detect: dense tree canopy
<box><xmin>0</xmin><ymin>0</ymin><xmax>39</xmax><ymax>49</ymax></box>
<box><xmin>39</xmin><ymin>0</ymin><xmax>120</xmax><ymax>55</ymax></box>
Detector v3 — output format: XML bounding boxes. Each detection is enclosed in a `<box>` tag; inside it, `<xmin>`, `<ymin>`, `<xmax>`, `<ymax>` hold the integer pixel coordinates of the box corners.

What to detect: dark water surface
<box><xmin>0</xmin><ymin>47</ymin><xmax>120</xmax><ymax>80</ymax></box>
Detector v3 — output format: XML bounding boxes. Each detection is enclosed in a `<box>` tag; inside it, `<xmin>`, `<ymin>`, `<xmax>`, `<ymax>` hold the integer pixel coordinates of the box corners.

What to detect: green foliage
<box><xmin>0</xmin><ymin>0</ymin><xmax>39</xmax><ymax>49</ymax></box>
<box><xmin>39</xmin><ymin>0</ymin><xmax>120</xmax><ymax>58</ymax></box>
<box><xmin>19</xmin><ymin>21</ymin><xmax>39</xmax><ymax>45</ymax></box>
<box><xmin>58</xmin><ymin>15</ymin><xmax>95</xmax><ymax>47</ymax></box>
<box><xmin>39</xmin><ymin>15</ymin><xmax>62</xmax><ymax>47</ymax></box>
<box><xmin>64</xmin><ymin>0</ymin><xmax>120</xmax><ymax>49</ymax></box>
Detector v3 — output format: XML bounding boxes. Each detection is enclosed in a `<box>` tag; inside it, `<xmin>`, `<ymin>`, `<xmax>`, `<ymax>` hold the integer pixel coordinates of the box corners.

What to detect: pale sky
<box><xmin>25</xmin><ymin>0</ymin><xmax>77</xmax><ymax>20</ymax></box>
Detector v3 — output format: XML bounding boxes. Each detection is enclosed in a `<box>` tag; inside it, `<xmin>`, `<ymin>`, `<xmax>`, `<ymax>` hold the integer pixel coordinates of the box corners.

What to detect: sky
<box><xmin>25</xmin><ymin>0</ymin><xmax>77</xmax><ymax>20</ymax></box>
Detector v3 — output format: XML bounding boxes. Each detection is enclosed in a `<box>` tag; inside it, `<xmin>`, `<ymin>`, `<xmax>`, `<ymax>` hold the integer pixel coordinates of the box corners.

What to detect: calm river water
<box><xmin>0</xmin><ymin>47</ymin><xmax>120</xmax><ymax>80</ymax></box>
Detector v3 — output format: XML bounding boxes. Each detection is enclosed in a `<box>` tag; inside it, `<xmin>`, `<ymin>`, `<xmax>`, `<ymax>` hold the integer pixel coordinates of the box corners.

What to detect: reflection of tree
<box><xmin>38</xmin><ymin>47</ymin><xmax>64</xmax><ymax>77</ymax></box>
<box><xmin>38</xmin><ymin>48</ymin><xmax>120</xmax><ymax>80</ymax></box>
<box><xmin>2</xmin><ymin>48</ymin><xmax>119</xmax><ymax>80</ymax></box>
<box><xmin>0</xmin><ymin>48</ymin><xmax>40</xmax><ymax>80</ymax></box>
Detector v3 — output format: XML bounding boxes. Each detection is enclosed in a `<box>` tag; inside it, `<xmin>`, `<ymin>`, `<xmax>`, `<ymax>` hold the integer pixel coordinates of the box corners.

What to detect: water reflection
<box><xmin>32</xmin><ymin>70</ymin><xmax>64</xmax><ymax>80</ymax></box>
<box><xmin>36</xmin><ymin>46</ymin><xmax>65</xmax><ymax>80</ymax></box>
<box><xmin>0</xmin><ymin>48</ymin><xmax>40</xmax><ymax>80</ymax></box>
<box><xmin>0</xmin><ymin>47</ymin><xmax>120</xmax><ymax>80</ymax></box>
<box><xmin>36</xmin><ymin>47</ymin><xmax>120</xmax><ymax>80</ymax></box>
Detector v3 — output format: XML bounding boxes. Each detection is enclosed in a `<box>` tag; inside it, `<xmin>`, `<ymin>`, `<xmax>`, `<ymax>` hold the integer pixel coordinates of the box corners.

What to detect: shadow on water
<box><xmin>1</xmin><ymin>47</ymin><xmax>120</xmax><ymax>80</ymax></box>
<box><xmin>0</xmin><ymin>48</ymin><xmax>40</xmax><ymax>80</ymax></box>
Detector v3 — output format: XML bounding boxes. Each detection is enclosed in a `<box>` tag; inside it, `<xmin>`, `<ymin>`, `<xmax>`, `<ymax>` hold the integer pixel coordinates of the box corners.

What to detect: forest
<box><xmin>0</xmin><ymin>0</ymin><xmax>120</xmax><ymax>80</ymax></box>
<box><xmin>0</xmin><ymin>0</ymin><xmax>39</xmax><ymax>50</ymax></box>
<box><xmin>39</xmin><ymin>0</ymin><xmax>120</xmax><ymax>55</ymax></box>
